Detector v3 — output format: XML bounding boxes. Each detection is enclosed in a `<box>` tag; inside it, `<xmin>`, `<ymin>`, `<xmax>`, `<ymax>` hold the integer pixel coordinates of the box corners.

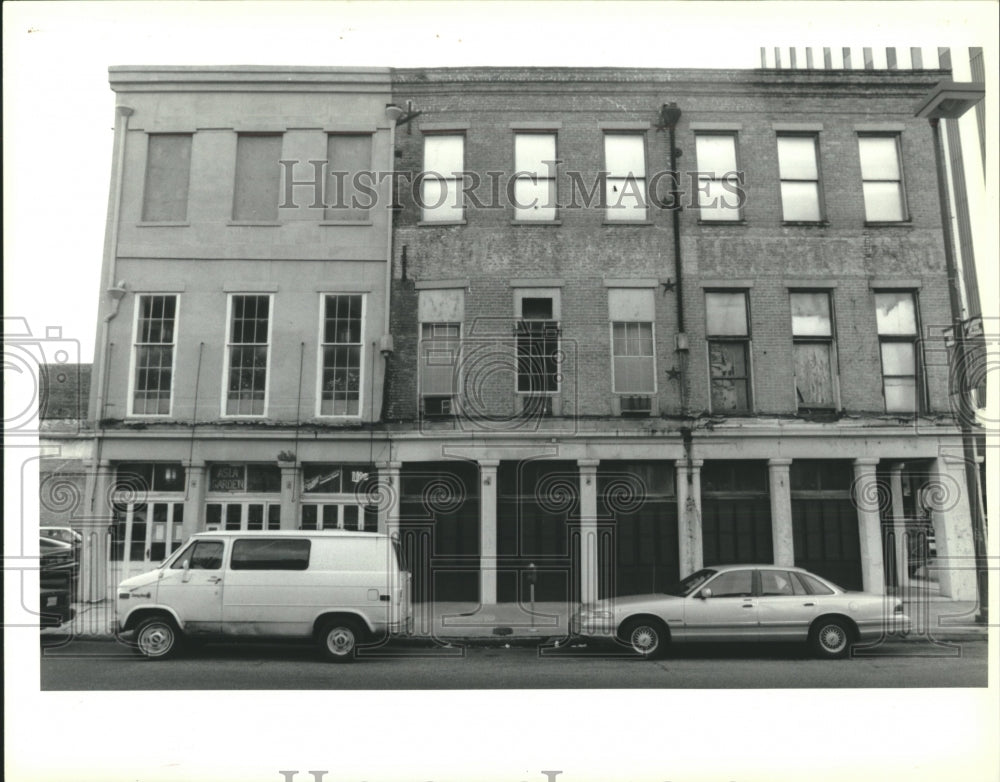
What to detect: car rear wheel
<box><xmin>810</xmin><ymin>618</ymin><xmax>852</xmax><ymax>659</ymax></box>
<box><xmin>620</xmin><ymin>618</ymin><xmax>668</xmax><ymax>660</ymax></box>
<box><xmin>318</xmin><ymin>619</ymin><xmax>362</xmax><ymax>662</ymax></box>
<box><xmin>135</xmin><ymin>616</ymin><xmax>181</xmax><ymax>660</ymax></box>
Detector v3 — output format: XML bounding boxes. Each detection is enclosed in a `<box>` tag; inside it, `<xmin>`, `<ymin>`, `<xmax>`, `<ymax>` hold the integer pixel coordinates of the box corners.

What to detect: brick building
<box><xmin>382</xmin><ymin>65</ymin><xmax>981</xmax><ymax>606</ymax></box>
<box><xmin>74</xmin><ymin>63</ymin><xmax>982</xmax><ymax>607</ymax></box>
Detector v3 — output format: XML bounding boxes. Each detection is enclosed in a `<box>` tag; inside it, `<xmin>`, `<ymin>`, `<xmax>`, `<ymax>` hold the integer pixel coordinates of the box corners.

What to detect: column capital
<box><xmin>577</xmin><ymin>459</ymin><xmax>600</xmax><ymax>472</ymax></box>
<box><xmin>478</xmin><ymin>459</ymin><xmax>500</xmax><ymax>470</ymax></box>
<box><xmin>853</xmin><ymin>457</ymin><xmax>880</xmax><ymax>469</ymax></box>
<box><xmin>768</xmin><ymin>458</ymin><xmax>793</xmax><ymax>468</ymax></box>
<box><xmin>377</xmin><ymin>461</ymin><xmax>403</xmax><ymax>473</ymax></box>
<box><xmin>676</xmin><ymin>459</ymin><xmax>704</xmax><ymax>470</ymax></box>
<box><xmin>182</xmin><ymin>460</ymin><xmax>207</xmax><ymax>471</ymax></box>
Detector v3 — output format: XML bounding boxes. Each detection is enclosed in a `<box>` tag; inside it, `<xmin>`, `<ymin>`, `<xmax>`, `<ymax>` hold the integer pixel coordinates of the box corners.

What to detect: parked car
<box><xmin>116</xmin><ymin>530</ymin><xmax>412</xmax><ymax>661</ymax></box>
<box><xmin>40</xmin><ymin>537</ymin><xmax>78</xmax><ymax>579</ymax></box>
<box><xmin>571</xmin><ymin>564</ymin><xmax>910</xmax><ymax>659</ymax></box>
<box><xmin>40</xmin><ymin>537</ymin><xmax>78</xmax><ymax>627</ymax></box>
<box><xmin>40</xmin><ymin>526</ymin><xmax>83</xmax><ymax>550</ymax></box>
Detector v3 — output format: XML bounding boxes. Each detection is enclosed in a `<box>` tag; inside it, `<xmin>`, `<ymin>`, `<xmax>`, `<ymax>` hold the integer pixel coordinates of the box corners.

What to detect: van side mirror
<box><xmin>699</xmin><ymin>587</ymin><xmax>713</xmax><ymax>599</ymax></box>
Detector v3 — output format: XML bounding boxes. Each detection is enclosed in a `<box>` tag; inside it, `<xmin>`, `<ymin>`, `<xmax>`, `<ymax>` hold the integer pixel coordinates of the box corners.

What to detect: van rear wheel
<box><xmin>318</xmin><ymin>619</ymin><xmax>362</xmax><ymax>662</ymax></box>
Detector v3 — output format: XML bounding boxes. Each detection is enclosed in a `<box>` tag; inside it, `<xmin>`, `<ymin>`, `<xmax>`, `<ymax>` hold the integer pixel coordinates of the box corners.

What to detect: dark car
<box><xmin>40</xmin><ymin>537</ymin><xmax>78</xmax><ymax>626</ymax></box>
<box><xmin>40</xmin><ymin>526</ymin><xmax>83</xmax><ymax>560</ymax></box>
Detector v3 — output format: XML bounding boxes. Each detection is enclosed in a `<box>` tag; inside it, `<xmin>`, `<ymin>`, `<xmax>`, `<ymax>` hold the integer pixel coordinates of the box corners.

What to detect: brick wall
<box><xmin>387</xmin><ymin>67</ymin><xmax>955</xmax><ymax>423</ymax></box>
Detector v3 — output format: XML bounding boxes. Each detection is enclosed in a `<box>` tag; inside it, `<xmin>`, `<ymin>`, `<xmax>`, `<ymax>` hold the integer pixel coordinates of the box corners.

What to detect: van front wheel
<box><xmin>318</xmin><ymin>619</ymin><xmax>362</xmax><ymax>662</ymax></box>
<box><xmin>135</xmin><ymin>616</ymin><xmax>181</xmax><ymax>660</ymax></box>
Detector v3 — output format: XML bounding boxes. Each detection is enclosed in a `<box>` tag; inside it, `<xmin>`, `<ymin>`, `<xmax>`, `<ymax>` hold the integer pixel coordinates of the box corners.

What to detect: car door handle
<box><xmin>207</xmin><ymin>576</ymin><xmax>222</xmax><ymax>584</ymax></box>
<box><xmin>803</xmin><ymin>602</ymin><xmax>815</xmax><ymax>607</ymax></box>
<box><xmin>742</xmin><ymin>604</ymin><xmax>754</xmax><ymax>609</ymax></box>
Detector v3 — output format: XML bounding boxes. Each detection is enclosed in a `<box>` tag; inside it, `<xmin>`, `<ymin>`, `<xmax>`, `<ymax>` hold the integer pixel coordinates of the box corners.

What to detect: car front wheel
<box><xmin>135</xmin><ymin>616</ymin><xmax>181</xmax><ymax>660</ymax></box>
<box><xmin>810</xmin><ymin>618</ymin><xmax>852</xmax><ymax>659</ymax></box>
<box><xmin>620</xmin><ymin>618</ymin><xmax>668</xmax><ymax>660</ymax></box>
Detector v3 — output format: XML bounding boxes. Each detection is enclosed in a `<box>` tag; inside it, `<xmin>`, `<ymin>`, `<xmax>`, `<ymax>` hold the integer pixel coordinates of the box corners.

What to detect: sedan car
<box><xmin>571</xmin><ymin>564</ymin><xmax>909</xmax><ymax>659</ymax></box>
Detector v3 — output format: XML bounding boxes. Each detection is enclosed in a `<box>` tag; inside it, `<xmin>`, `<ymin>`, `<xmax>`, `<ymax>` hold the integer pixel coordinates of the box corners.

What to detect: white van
<box><xmin>116</xmin><ymin>530</ymin><xmax>411</xmax><ymax>662</ymax></box>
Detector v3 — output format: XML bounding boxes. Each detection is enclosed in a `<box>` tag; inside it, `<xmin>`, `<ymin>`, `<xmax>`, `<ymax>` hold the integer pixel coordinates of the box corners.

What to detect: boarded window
<box><xmin>790</xmin><ymin>291</ymin><xmax>836</xmax><ymax>408</ymax></box>
<box><xmin>233</xmin><ymin>134</ymin><xmax>282</xmax><ymax>221</ymax></box>
<box><xmin>604</xmin><ymin>134</ymin><xmax>647</xmax><ymax>221</ymax></box>
<box><xmin>514</xmin><ymin>133</ymin><xmax>557</xmax><ymax>221</ymax></box>
<box><xmin>325</xmin><ymin>134</ymin><xmax>373</xmax><ymax>221</ymax></box>
<box><xmin>706</xmin><ymin>291</ymin><xmax>750</xmax><ymax>413</ymax></box>
<box><xmin>421</xmin><ymin>135</ymin><xmax>464</xmax><ymax>222</ymax></box>
<box><xmin>695</xmin><ymin>133</ymin><xmax>741</xmax><ymax>221</ymax></box>
<box><xmin>142</xmin><ymin>134</ymin><xmax>192</xmax><ymax>222</ymax></box>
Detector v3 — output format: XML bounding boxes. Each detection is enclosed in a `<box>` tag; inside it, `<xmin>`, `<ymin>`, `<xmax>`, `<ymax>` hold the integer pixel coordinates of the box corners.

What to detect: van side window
<box><xmin>171</xmin><ymin>541</ymin><xmax>224</xmax><ymax>570</ymax></box>
<box><xmin>231</xmin><ymin>538</ymin><xmax>311</xmax><ymax>571</ymax></box>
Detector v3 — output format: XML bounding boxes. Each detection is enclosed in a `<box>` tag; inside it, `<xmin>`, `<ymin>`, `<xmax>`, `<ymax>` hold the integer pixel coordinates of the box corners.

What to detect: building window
<box><xmin>319</xmin><ymin>294</ymin><xmax>364</xmax><ymax>416</ymax></box>
<box><xmin>790</xmin><ymin>291</ymin><xmax>837</xmax><ymax>409</ymax></box>
<box><xmin>603</xmin><ymin>134</ymin><xmax>647</xmax><ymax>221</ymax></box>
<box><xmin>858</xmin><ymin>135</ymin><xmax>906</xmax><ymax>222</ymax></box>
<box><xmin>516</xmin><ymin>293</ymin><xmax>560</xmax><ymax>402</ymax></box>
<box><xmin>421</xmin><ymin>135</ymin><xmax>464</xmax><ymax>223</ymax></box>
<box><xmin>705</xmin><ymin>291</ymin><xmax>751</xmax><ymax>413</ymax></box>
<box><xmin>325</xmin><ymin>134</ymin><xmax>373</xmax><ymax>222</ymax></box>
<box><xmin>301</xmin><ymin>463</ymin><xmax>378</xmax><ymax>531</ymax></box>
<box><xmin>225</xmin><ymin>295</ymin><xmax>271</xmax><ymax>416</ymax></box>
<box><xmin>142</xmin><ymin>134</ymin><xmax>192</xmax><ymax>222</ymax></box>
<box><xmin>695</xmin><ymin>133</ymin><xmax>742</xmax><ymax>221</ymax></box>
<box><xmin>875</xmin><ymin>291</ymin><xmax>920</xmax><ymax>412</ymax></box>
<box><xmin>777</xmin><ymin>135</ymin><xmax>822</xmax><ymax>222</ymax></box>
<box><xmin>233</xmin><ymin>133</ymin><xmax>282</xmax><ymax>222</ymax></box>
<box><xmin>132</xmin><ymin>295</ymin><xmax>177</xmax><ymax>415</ymax></box>
<box><xmin>513</xmin><ymin>133</ymin><xmax>557</xmax><ymax>221</ymax></box>
<box><xmin>420</xmin><ymin>323</ymin><xmax>461</xmax><ymax>416</ymax></box>
<box><xmin>608</xmin><ymin>288</ymin><xmax>656</xmax><ymax>396</ymax></box>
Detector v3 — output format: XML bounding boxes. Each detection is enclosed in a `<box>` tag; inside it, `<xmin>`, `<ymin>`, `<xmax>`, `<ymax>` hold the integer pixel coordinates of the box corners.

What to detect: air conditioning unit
<box><xmin>617</xmin><ymin>395</ymin><xmax>655</xmax><ymax>417</ymax></box>
<box><xmin>422</xmin><ymin>396</ymin><xmax>454</xmax><ymax>417</ymax></box>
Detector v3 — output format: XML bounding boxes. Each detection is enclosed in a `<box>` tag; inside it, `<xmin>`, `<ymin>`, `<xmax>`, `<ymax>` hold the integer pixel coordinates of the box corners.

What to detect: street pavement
<box><xmin>40</xmin><ymin>636</ymin><xmax>988</xmax><ymax>690</ymax></box>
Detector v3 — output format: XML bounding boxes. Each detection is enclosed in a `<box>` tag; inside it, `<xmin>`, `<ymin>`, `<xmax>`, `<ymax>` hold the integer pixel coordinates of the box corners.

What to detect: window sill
<box><xmin>227</xmin><ymin>221</ymin><xmax>281</xmax><ymax>227</ymax></box>
<box><xmin>319</xmin><ymin>220</ymin><xmax>374</xmax><ymax>227</ymax></box>
<box><xmin>136</xmin><ymin>221</ymin><xmax>190</xmax><ymax>228</ymax></box>
<box><xmin>782</xmin><ymin>221</ymin><xmax>829</xmax><ymax>227</ymax></box>
<box><xmin>697</xmin><ymin>219</ymin><xmax>747</xmax><ymax>226</ymax></box>
<box><xmin>511</xmin><ymin>219</ymin><xmax>562</xmax><ymax>226</ymax></box>
<box><xmin>602</xmin><ymin>220</ymin><xmax>654</xmax><ymax>226</ymax></box>
<box><xmin>418</xmin><ymin>219</ymin><xmax>467</xmax><ymax>227</ymax></box>
<box><xmin>864</xmin><ymin>220</ymin><xmax>912</xmax><ymax>228</ymax></box>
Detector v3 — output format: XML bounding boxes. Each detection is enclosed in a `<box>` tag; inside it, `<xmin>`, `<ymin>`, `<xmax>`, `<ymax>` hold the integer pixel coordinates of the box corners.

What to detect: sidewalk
<box><xmin>39</xmin><ymin>596</ymin><xmax>990</xmax><ymax>643</ymax></box>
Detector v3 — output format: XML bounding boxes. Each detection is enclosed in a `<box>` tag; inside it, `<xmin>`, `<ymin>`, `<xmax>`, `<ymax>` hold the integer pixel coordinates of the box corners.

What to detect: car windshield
<box><xmin>663</xmin><ymin>568</ymin><xmax>717</xmax><ymax>597</ymax></box>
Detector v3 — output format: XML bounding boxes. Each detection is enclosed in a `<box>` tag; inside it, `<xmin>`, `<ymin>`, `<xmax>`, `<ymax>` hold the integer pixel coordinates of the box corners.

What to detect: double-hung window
<box><xmin>513</xmin><ymin>133</ymin><xmax>558</xmax><ymax>221</ymax></box>
<box><xmin>421</xmin><ymin>135</ymin><xmax>464</xmax><ymax>223</ymax></box>
<box><xmin>858</xmin><ymin>135</ymin><xmax>906</xmax><ymax>222</ymax></box>
<box><xmin>790</xmin><ymin>291</ymin><xmax>837</xmax><ymax>409</ymax></box>
<box><xmin>875</xmin><ymin>291</ymin><xmax>920</xmax><ymax>413</ymax></box>
<box><xmin>777</xmin><ymin>134</ymin><xmax>823</xmax><ymax>222</ymax></box>
<box><xmin>225</xmin><ymin>295</ymin><xmax>271</xmax><ymax>416</ymax></box>
<box><xmin>706</xmin><ymin>291</ymin><xmax>752</xmax><ymax>413</ymax></box>
<box><xmin>233</xmin><ymin>133</ymin><xmax>283</xmax><ymax>222</ymax></box>
<box><xmin>319</xmin><ymin>294</ymin><xmax>364</xmax><ymax>416</ymax></box>
<box><xmin>695</xmin><ymin>133</ymin><xmax>742</xmax><ymax>221</ymax></box>
<box><xmin>603</xmin><ymin>134</ymin><xmax>647</xmax><ymax>221</ymax></box>
<box><xmin>609</xmin><ymin>288</ymin><xmax>656</xmax><ymax>408</ymax></box>
<box><xmin>418</xmin><ymin>287</ymin><xmax>464</xmax><ymax>416</ymax></box>
<box><xmin>132</xmin><ymin>295</ymin><xmax>178</xmax><ymax>415</ymax></box>
<box><xmin>142</xmin><ymin>134</ymin><xmax>192</xmax><ymax>222</ymax></box>
<box><xmin>516</xmin><ymin>293</ymin><xmax>560</xmax><ymax>413</ymax></box>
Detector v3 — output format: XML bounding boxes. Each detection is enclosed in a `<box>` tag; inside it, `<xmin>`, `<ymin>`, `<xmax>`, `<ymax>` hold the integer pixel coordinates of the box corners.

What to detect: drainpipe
<box><xmin>378</xmin><ymin>105</ymin><xmax>399</xmax><ymax>423</ymax></box>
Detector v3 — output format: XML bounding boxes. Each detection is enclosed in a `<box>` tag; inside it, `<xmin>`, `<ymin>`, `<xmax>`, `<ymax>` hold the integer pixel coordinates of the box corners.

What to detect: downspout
<box><xmin>660</xmin><ymin>103</ymin><xmax>689</xmax><ymax>412</ymax></box>
<box><xmin>89</xmin><ymin>104</ymin><xmax>133</xmax><ymax>512</ymax></box>
<box><xmin>378</xmin><ymin>106</ymin><xmax>398</xmax><ymax>429</ymax></box>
